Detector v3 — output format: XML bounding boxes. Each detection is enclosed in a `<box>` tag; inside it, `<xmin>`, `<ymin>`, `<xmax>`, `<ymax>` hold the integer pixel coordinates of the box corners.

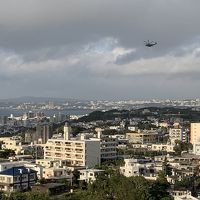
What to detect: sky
<box><xmin>0</xmin><ymin>0</ymin><xmax>200</xmax><ymax>100</ymax></box>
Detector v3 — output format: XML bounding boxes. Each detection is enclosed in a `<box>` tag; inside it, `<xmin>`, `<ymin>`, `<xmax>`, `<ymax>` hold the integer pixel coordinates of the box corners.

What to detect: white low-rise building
<box><xmin>120</xmin><ymin>158</ymin><xmax>157</xmax><ymax>178</ymax></box>
<box><xmin>193</xmin><ymin>143</ymin><xmax>200</xmax><ymax>155</ymax></box>
<box><xmin>127</xmin><ymin>126</ymin><xmax>138</xmax><ymax>132</ymax></box>
<box><xmin>109</xmin><ymin>126</ymin><xmax>121</xmax><ymax>130</ymax></box>
<box><xmin>79</xmin><ymin>169</ymin><xmax>104</xmax><ymax>183</ymax></box>
<box><xmin>151</xmin><ymin>144</ymin><xmax>175</xmax><ymax>153</ymax></box>
<box><xmin>174</xmin><ymin>194</ymin><xmax>198</xmax><ymax>200</ymax></box>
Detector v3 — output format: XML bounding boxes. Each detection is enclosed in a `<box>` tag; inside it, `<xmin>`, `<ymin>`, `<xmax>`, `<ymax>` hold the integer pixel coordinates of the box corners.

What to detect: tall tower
<box><xmin>64</xmin><ymin>122</ymin><xmax>71</xmax><ymax>140</ymax></box>
<box><xmin>95</xmin><ymin>128</ymin><xmax>103</xmax><ymax>139</ymax></box>
<box><xmin>36</xmin><ymin>123</ymin><xmax>53</xmax><ymax>144</ymax></box>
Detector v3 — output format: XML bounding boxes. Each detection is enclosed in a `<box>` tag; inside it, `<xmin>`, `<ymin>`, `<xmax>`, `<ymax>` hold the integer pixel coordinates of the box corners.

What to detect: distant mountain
<box><xmin>0</xmin><ymin>96</ymin><xmax>81</xmax><ymax>104</ymax></box>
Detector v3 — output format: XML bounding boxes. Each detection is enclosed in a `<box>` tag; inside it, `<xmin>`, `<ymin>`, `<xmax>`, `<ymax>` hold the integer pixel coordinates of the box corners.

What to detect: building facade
<box><xmin>190</xmin><ymin>123</ymin><xmax>200</xmax><ymax>144</ymax></box>
<box><xmin>35</xmin><ymin>123</ymin><xmax>53</xmax><ymax>144</ymax></box>
<box><xmin>120</xmin><ymin>159</ymin><xmax>156</xmax><ymax>178</ymax></box>
<box><xmin>44</xmin><ymin>138</ymin><xmax>100</xmax><ymax>168</ymax></box>
<box><xmin>151</xmin><ymin>144</ymin><xmax>175</xmax><ymax>153</ymax></box>
<box><xmin>0</xmin><ymin>166</ymin><xmax>37</xmax><ymax>193</ymax></box>
<box><xmin>126</xmin><ymin>131</ymin><xmax>157</xmax><ymax>144</ymax></box>
<box><xmin>79</xmin><ymin>169</ymin><xmax>104</xmax><ymax>183</ymax></box>
<box><xmin>95</xmin><ymin>128</ymin><xmax>117</xmax><ymax>161</ymax></box>
<box><xmin>169</xmin><ymin>128</ymin><xmax>183</xmax><ymax>145</ymax></box>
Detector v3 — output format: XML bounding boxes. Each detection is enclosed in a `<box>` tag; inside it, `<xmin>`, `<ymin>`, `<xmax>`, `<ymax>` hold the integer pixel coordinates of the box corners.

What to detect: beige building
<box><xmin>36</xmin><ymin>159</ymin><xmax>57</xmax><ymax>168</ymax></box>
<box><xmin>126</xmin><ymin>131</ymin><xmax>157</xmax><ymax>144</ymax></box>
<box><xmin>44</xmin><ymin>138</ymin><xmax>100</xmax><ymax>168</ymax></box>
<box><xmin>44</xmin><ymin>123</ymin><xmax>101</xmax><ymax>168</ymax></box>
<box><xmin>1</xmin><ymin>137</ymin><xmax>27</xmax><ymax>155</ymax></box>
<box><xmin>190</xmin><ymin>123</ymin><xmax>200</xmax><ymax>144</ymax></box>
<box><xmin>42</xmin><ymin>167</ymin><xmax>73</xmax><ymax>180</ymax></box>
<box><xmin>35</xmin><ymin>159</ymin><xmax>74</xmax><ymax>180</ymax></box>
<box><xmin>151</xmin><ymin>144</ymin><xmax>175</xmax><ymax>153</ymax></box>
<box><xmin>159</xmin><ymin>122</ymin><xmax>168</xmax><ymax>128</ymax></box>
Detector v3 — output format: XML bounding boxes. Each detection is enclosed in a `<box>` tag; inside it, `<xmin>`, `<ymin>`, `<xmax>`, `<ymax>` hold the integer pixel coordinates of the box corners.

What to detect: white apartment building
<box><xmin>190</xmin><ymin>123</ymin><xmax>200</xmax><ymax>144</ymax></box>
<box><xmin>100</xmin><ymin>137</ymin><xmax>117</xmax><ymax>160</ymax></box>
<box><xmin>44</xmin><ymin>139</ymin><xmax>101</xmax><ymax>168</ymax></box>
<box><xmin>95</xmin><ymin>128</ymin><xmax>117</xmax><ymax>160</ymax></box>
<box><xmin>182</xmin><ymin>130</ymin><xmax>189</xmax><ymax>143</ymax></box>
<box><xmin>169</xmin><ymin>128</ymin><xmax>183</xmax><ymax>145</ymax></box>
<box><xmin>120</xmin><ymin>159</ymin><xmax>157</xmax><ymax>178</ymax></box>
<box><xmin>79</xmin><ymin>169</ymin><xmax>104</xmax><ymax>183</ymax></box>
<box><xmin>127</xmin><ymin>126</ymin><xmax>138</xmax><ymax>132</ymax></box>
<box><xmin>151</xmin><ymin>144</ymin><xmax>175</xmax><ymax>153</ymax></box>
<box><xmin>44</xmin><ymin>123</ymin><xmax>101</xmax><ymax>168</ymax></box>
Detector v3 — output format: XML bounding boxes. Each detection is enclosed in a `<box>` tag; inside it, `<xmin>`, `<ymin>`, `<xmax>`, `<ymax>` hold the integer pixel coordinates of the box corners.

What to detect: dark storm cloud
<box><xmin>0</xmin><ymin>0</ymin><xmax>199</xmax><ymax>52</ymax></box>
<box><xmin>0</xmin><ymin>0</ymin><xmax>200</xmax><ymax>99</ymax></box>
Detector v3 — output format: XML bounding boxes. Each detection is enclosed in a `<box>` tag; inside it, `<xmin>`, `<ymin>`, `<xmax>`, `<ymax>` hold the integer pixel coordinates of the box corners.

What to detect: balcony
<box><xmin>55</xmin><ymin>148</ymin><xmax>62</xmax><ymax>152</ymax></box>
<box><xmin>55</xmin><ymin>154</ymin><xmax>62</xmax><ymax>157</ymax></box>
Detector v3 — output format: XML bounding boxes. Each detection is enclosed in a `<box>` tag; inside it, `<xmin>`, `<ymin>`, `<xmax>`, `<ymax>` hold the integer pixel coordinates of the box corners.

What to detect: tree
<box><xmin>174</xmin><ymin>141</ymin><xmax>193</xmax><ymax>155</ymax></box>
<box><xmin>0</xmin><ymin>149</ymin><xmax>15</xmax><ymax>159</ymax></box>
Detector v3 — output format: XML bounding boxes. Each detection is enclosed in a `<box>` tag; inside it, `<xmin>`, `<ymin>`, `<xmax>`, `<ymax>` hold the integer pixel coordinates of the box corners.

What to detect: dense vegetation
<box><xmin>174</xmin><ymin>140</ymin><xmax>193</xmax><ymax>155</ymax></box>
<box><xmin>77</xmin><ymin>107</ymin><xmax>200</xmax><ymax>122</ymax></box>
<box><xmin>0</xmin><ymin>149</ymin><xmax>15</xmax><ymax>159</ymax></box>
<box><xmin>0</xmin><ymin>174</ymin><xmax>173</xmax><ymax>200</ymax></box>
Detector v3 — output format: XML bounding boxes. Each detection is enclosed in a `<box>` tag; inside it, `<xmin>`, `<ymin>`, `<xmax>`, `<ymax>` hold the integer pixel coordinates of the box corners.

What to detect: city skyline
<box><xmin>0</xmin><ymin>0</ymin><xmax>200</xmax><ymax>99</ymax></box>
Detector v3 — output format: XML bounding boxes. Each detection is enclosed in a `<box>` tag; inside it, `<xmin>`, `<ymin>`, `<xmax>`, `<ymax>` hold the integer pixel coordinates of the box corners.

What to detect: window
<box><xmin>13</xmin><ymin>185</ymin><xmax>18</xmax><ymax>189</ymax></box>
<box><xmin>7</xmin><ymin>177</ymin><xmax>11</xmax><ymax>183</ymax></box>
<box><xmin>29</xmin><ymin>174</ymin><xmax>35</xmax><ymax>180</ymax></box>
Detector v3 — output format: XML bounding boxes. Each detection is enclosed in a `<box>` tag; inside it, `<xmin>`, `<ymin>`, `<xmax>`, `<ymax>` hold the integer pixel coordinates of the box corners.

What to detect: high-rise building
<box><xmin>35</xmin><ymin>123</ymin><xmax>53</xmax><ymax>144</ymax></box>
<box><xmin>63</xmin><ymin>122</ymin><xmax>71</xmax><ymax>140</ymax></box>
<box><xmin>190</xmin><ymin>123</ymin><xmax>200</xmax><ymax>144</ymax></box>
<box><xmin>0</xmin><ymin>116</ymin><xmax>7</xmax><ymax>125</ymax></box>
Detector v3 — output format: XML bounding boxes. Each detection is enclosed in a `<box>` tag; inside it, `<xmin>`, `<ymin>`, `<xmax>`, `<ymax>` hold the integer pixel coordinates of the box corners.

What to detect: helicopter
<box><xmin>144</xmin><ymin>40</ymin><xmax>157</xmax><ymax>47</ymax></box>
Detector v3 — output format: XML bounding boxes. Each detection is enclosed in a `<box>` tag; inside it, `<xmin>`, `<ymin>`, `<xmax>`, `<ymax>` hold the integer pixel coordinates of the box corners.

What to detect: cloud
<box><xmin>1</xmin><ymin>37</ymin><xmax>200</xmax><ymax>80</ymax></box>
<box><xmin>0</xmin><ymin>0</ymin><xmax>200</xmax><ymax>99</ymax></box>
